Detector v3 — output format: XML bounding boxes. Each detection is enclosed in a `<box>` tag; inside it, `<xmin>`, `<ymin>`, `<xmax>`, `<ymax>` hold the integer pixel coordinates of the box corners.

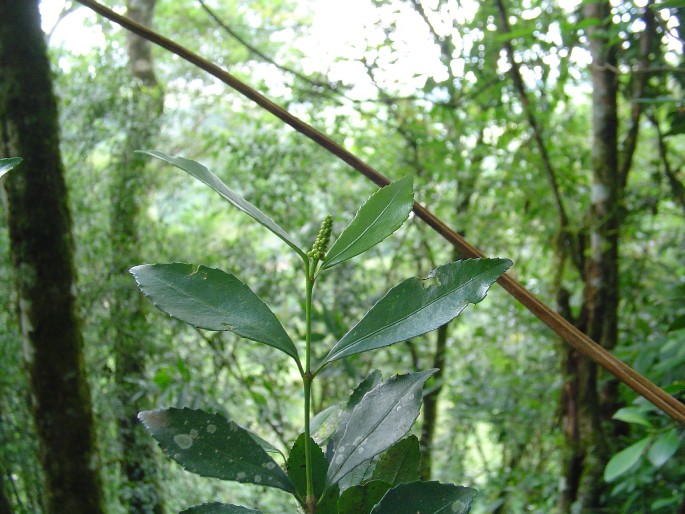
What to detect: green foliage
<box><xmin>0</xmin><ymin>157</ymin><xmax>21</xmax><ymax>179</ymax></box>
<box><xmin>133</xmin><ymin>154</ymin><xmax>510</xmax><ymax>513</ymax></box>
<box><xmin>180</xmin><ymin>504</ymin><xmax>261</xmax><ymax>514</ymax></box>
<box><xmin>130</xmin><ymin>263</ymin><xmax>299</xmax><ymax>363</ymax></box>
<box><xmin>322</xmin><ymin>259</ymin><xmax>512</xmax><ymax>364</ymax></box>
<box><xmin>321</xmin><ymin>176</ymin><xmax>413</xmax><ymax>270</ymax></box>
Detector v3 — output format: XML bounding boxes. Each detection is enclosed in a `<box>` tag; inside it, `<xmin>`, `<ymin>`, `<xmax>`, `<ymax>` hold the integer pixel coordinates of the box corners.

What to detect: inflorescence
<box><xmin>307</xmin><ymin>215</ymin><xmax>333</xmax><ymax>261</ymax></box>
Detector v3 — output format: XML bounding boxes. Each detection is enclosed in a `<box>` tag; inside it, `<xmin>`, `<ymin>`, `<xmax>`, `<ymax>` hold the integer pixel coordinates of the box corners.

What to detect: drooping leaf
<box><xmin>326</xmin><ymin>370</ymin><xmax>436</xmax><ymax>488</ymax></box>
<box><xmin>140</xmin><ymin>151</ymin><xmax>306</xmax><ymax>259</ymax></box>
<box><xmin>668</xmin><ymin>313</ymin><xmax>685</xmax><ymax>332</ymax></box>
<box><xmin>604</xmin><ymin>436</ymin><xmax>651</xmax><ymax>482</ymax></box>
<box><xmin>180</xmin><ymin>504</ymin><xmax>262</xmax><ymax>514</ymax></box>
<box><xmin>249</xmin><ymin>431</ymin><xmax>286</xmax><ymax>463</ymax></box>
<box><xmin>286</xmin><ymin>434</ymin><xmax>329</xmax><ymax>500</ymax></box>
<box><xmin>131</xmin><ymin>263</ymin><xmax>299</xmax><ymax>362</ymax></box>
<box><xmin>612</xmin><ymin>407</ymin><xmax>653</xmax><ymax>427</ymax></box>
<box><xmin>324</xmin><ymin>259</ymin><xmax>512</xmax><ymax>363</ymax></box>
<box><xmin>322</xmin><ymin>177</ymin><xmax>413</xmax><ymax>270</ymax></box>
<box><xmin>138</xmin><ymin>408</ymin><xmax>295</xmax><ymax>493</ymax></box>
<box><xmin>372</xmin><ymin>436</ymin><xmax>421</xmax><ymax>486</ymax></box>
<box><xmin>0</xmin><ymin>157</ymin><xmax>21</xmax><ymax>179</ymax></box>
<box><xmin>370</xmin><ymin>481</ymin><xmax>477</xmax><ymax>514</ymax></box>
<box><xmin>337</xmin><ymin>480</ymin><xmax>392</xmax><ymax>514</ymax></box>
<box><xmin>647</xmin><ymin>429</ymin><xmax>680</xmax><ymax>468</ymax></box>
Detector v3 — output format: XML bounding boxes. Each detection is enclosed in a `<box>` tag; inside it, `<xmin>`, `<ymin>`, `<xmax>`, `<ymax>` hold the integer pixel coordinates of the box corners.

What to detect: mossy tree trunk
<box><xmin>0</xmin><ymin>1</ymin><xmax>106</xmax><ymax>513</ymax></box>
<box><xmin>0</xmin><ymin>477</ymin><xmax>14</xmax><ymax>514</ymax></box>
<box><xmin>110</xmin><ymin>0</ymin><xmax>165</xmax><ymax>512</ymax></box>
<box><xmin>558</xmin><ymin>1</ymin><xmax>654</xmax><ymax>510</ymax></box>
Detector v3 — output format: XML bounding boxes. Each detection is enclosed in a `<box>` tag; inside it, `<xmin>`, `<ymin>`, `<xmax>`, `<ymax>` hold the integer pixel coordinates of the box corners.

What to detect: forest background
<box><xmin>0</xmin><ymin>0</ymin><xmax>684</xmax><ymax>513</ymax></box>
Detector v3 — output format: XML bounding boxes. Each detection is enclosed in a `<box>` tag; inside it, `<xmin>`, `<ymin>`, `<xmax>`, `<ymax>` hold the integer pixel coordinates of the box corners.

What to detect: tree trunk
<box><xmin>0</xmin><ymin>476</ymin><xmax>14</xmax><ymax>514</ymax></box>
<box><xmin>113</xmin><ymin>0</ymin><xmax>165</xmax><ymax>510</ymax></box>
<box><xmin>419</xmin><ymin>322</ymin><xmax>449</xmax><ymax>480</ymax></box>
<box><xmin>559</xmin><ymin>1</ymin><xmax>620</xmax><ymax>511</ymax></box>
<box><xmin>0</xmin><ymin>1</ymin><xmax>106</xmax><ymax>513</ymax></box>
<box><xmin>111</xmin><ymin>0</ymin><xmax>165</xmax><ymax>512</ymax></box>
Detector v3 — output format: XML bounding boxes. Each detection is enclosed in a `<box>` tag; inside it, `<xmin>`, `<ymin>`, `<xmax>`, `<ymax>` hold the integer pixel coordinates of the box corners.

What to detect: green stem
<box><xmin>303</xmin><ymin>263</ymin><xmax>315</xmax><ymax>511</ymax></box>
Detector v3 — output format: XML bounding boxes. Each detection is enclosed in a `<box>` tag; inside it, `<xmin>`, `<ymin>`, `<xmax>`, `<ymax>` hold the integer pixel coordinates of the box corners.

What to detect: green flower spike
<box><xmin>307</xmin><ymin>215</ymin><xmax>333</xmax><ymax>261</ymax></box>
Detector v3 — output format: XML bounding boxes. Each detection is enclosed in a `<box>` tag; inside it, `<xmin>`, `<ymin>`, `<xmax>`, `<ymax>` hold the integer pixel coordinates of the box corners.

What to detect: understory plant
<box><xmin>132</xmin><ymin>151</ymin><xmax>512</xmax><ymax>514</ymax></box>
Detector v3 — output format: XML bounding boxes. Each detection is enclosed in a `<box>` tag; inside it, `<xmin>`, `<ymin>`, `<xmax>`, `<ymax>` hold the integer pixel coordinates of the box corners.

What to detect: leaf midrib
<box><xmin>326</xmin><ymin>185</ymin><xmax>404</xmax><ymax>267</ymax></box>
<box><xmin>140</xmin><ymin>267</ymin><xmax>293</xmax><ymax>352</ymax></box>
<box><xmin>328</xmin><ymin>263</ymin><xmax>497</xmax><ymax>361</ymax></box>
<box><xmin>329</xmin><ymin>376</ymin><xmax>422</xmax><ymax>485</ymax></box>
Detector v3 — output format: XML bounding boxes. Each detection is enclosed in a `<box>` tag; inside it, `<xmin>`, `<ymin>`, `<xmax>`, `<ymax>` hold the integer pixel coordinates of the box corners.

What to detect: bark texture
<box><xmin>111</xmin><ymin>0</ymin><xmax>165</xmax><ymax>512</ymax></box>
<box><xmin>559</xmin><ymin>1</ymin><xmax>622</xmax><ymax>511</ymax></box>
<box><xmin>419</xmin><ymin>322</ymin><xmax>449</xmax><ymax>480</ymax></box>
<box><xmin>0</xmin><ymin>1</ymin><xmax>106</xmax><ymax>513</ymax></box>
<box><xmin>0</xmin><ymin>477</ymin><xmax>14</xmax><ymax>514</ymax></box>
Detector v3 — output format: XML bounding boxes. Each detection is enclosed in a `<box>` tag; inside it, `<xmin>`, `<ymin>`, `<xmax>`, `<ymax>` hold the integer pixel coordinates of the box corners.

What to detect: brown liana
<box><xmin>74</xmin><ymin>0</ymin><xmax>685</xmax><ymax>425</ymax></box>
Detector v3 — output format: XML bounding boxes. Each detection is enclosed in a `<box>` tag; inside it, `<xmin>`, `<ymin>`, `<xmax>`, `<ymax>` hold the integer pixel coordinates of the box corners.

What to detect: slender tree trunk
<box><xmin>419</xmin><ymin>322</ymin><xmax>449</xmax><ymax>480</ymax></box>
<box><xmin>0</xmin><ymin>476</ymin><xmax>14</xmax><ymax>514</ymax></box>
<box><xmin>111</xmin><ymin>0</ymin><xmax>165</xmax><ymax>512</ymax></box>
<box><xmin>0</xmin><ymin>2</ymin><xmax>106</xmax><ymax>513</ymax></box>
<box><xmin>559</xmin><ymin>1</ymin><xmax>620</xmax><ymax>511</ymax></box>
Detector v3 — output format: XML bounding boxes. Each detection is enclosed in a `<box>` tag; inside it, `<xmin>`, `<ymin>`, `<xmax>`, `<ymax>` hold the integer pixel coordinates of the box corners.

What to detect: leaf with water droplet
<box><xmin>370</xmin><ymin>481</ymin><xmax>477</xmax><ymax>514</ymax></box>
<box><xmin>324</xmin><ymin>259</ymin><xmax>512</xmax><ymax>363</ymax></box>
<box><xmin>138</xmin><ymin>408</ymin><xmax>294</xmax><ymax>493</ymax></box>
<box><xmin>180</xmin><ymin>504</ymin><xmax>262</xmax><ymax>514</ymax></box>
<box><xmin>326</xmin><ymin>370</ymin><xmax>436</xmax><ymax>489</ymax></box>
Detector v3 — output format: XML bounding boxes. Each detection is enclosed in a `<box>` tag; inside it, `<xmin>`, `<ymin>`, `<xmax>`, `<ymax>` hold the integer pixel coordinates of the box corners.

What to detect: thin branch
<box><xmin>47</xmin><ymin>1</ymin><xmax>79</xmax><ymax>42</ymax></box>
<box><xmin>197</xmin><ymin>0</ymin><xmax>330</xmax><ymax>91</ymax></box>
<box><xmin>73</xmin><ymin>0</ymin><xmax>685</xmax><ymax>425</ymax></box>
<box><xmin>619</xmin><ymin>0</ymin><xmax>656</xmax><ymax>189</ymax></box>
<box><xmin>650</xmin><ymin>112</ymin><xmax>685</xmax><ymax>216</ymax></box>
<box><xmin>494</xmin><ymin>0</ymin><xmax>583</xmax><ymax>274</ymax></box>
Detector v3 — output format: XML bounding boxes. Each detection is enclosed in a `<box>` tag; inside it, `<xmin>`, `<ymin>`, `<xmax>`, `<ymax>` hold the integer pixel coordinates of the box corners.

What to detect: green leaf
<box><xmin>494</xmin><ymin>27</ymin><xmax>535</xmax><ymax>43</ymax></box>
<box><xmin>647</xmin><ymin>429</ymin><xmax>680</xmax><ymax>468</ymax></box>
<box><xmin>316</xmin><ymin>484</ymin><xmax>340</xmax><ymax>514</ymax></box>
<box><xmin>286</xmin><ymin>434</ymin><xmax>328</xmax><ymax>500</ymax></box>
<box><xmin>0</xmin><ymin>157</ymin><xmax>21</xmax><ymax>179</ymax></box>
<box><xmin>326</xmin><ymin>370</ymin><xmax>436</xmax><ymax>488</ymax></box>
<box><xmin>131</xmin><ymin>263</ymin><xmax>299</xmax><ymax>362</ymax></box>
<box><xmin>337</xmin><ymin>480</ymin><xmax>392</xmax><ymax>514</ymax></box>
<box><xmin>668</xmin><ymin>313</ymin><xmax>685</xmax><ymax>332</ymax></box>
<box><xmin>370</xmin><ymin>481</ymin><xmax>477</xmax><ymax>514</ymax></box>
<box><xmin>327</xmin><ymin>371</ymin><xmax>384</xmax><ymax>460</ymax></box>
<box><xmin>140</xmin><ymin>151</ymin><xmax>306</xmax><ymax>259</ymax></box>
<box><xmin>180</xmin><ymin>504</ymin><xmax>262</xmax><ymax>514</ymax></box>
<box><xmin>372</xmin><ymin>436</ymin><xmax>421</xmax><ymax>486</ymax></box>
<box><xmin>612</xmin><ymin>407</ymin><xmax>653</xmax><ymax>427</ymax></box>
<box><xmin>311</xmin><ymin>405</ymin><xmax>342</xmax><ymax>444</ymax></box>
<box><xmin>322</xmin><ymin>177</ymin><xmax>413</xmax><ymax>270</ymax></box>
<box><xmin>651</xmin><ymin>0</ymin><xmax>685</xmax><ymax>9</ymax></box>
<box><xmin>249</xmin><ymin>431</ymin><xmax>286</xmax><ymax>463</ymax></box>
<box><xmin>138</xmin><ymin>408</ymin><xmax>295</xmax><ymax>493</ymax></box>
<box><xmin>574</xmin><ymin>17</ymin><xmax>602</xmax><ymax>31</ymax></box>
<box><xmin>604</xmin><ymin>436</ymin><xmax>651</xmax><ymax>482</ymax></box>
<box><xmin>324</xmin><ymin>259</ymin><xmax>511</xmax><ymax>363</ymax></box>
<box><xmin>337</xmin><ymin>458</ymin><xmax>377</xmax><ymax>493</ymax></box>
